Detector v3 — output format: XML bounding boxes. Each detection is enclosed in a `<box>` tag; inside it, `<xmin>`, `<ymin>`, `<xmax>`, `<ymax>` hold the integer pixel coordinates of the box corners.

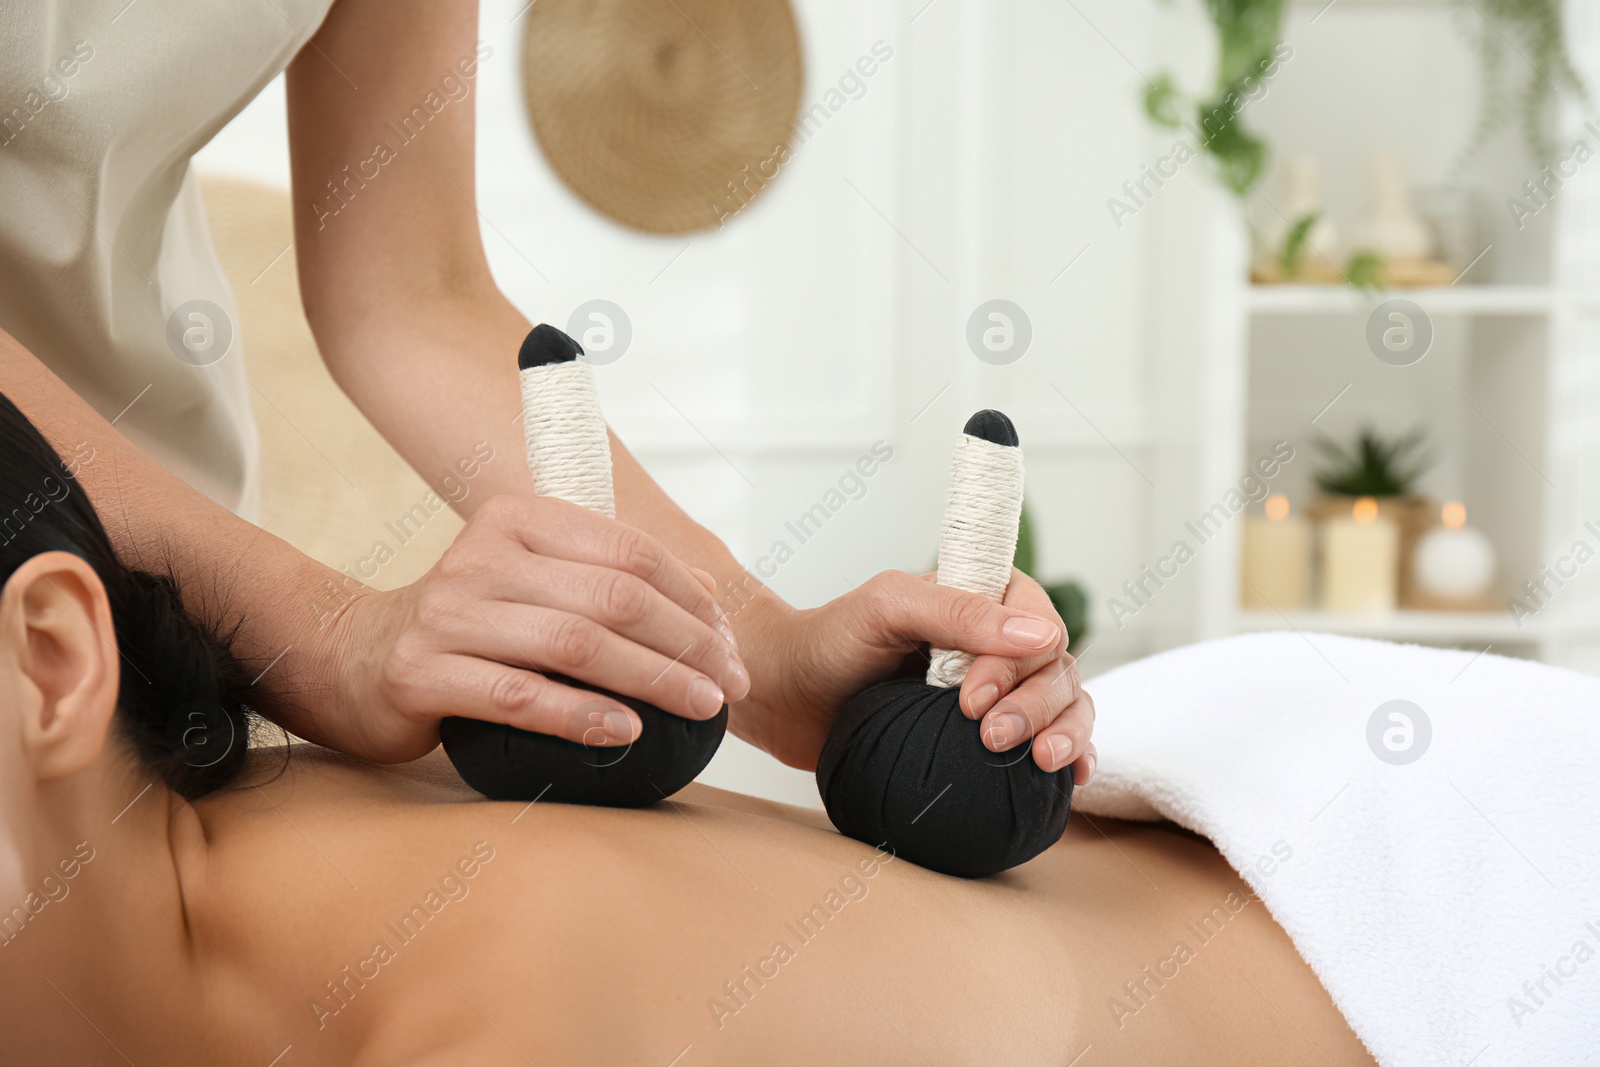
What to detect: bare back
<box><xmin>171</xmin><ymin>749</ymin><xmax>1374</xmax><ymax>1066</ymax></box>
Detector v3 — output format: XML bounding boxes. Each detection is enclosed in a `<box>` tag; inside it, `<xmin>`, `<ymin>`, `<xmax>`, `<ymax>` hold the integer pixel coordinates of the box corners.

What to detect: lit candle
<box><xmin>1414</xmin><ymin>501</ymin><xmax>1496</xmax><ymax>602</ymax></box>
<box><xmin>1242</xmin><ymin>493</ymin><xmax>1310</xmax><ymax>609</ymax></box>
<box><xmin>1321</xmin><ymin>496</ymin><xmax>1400</xmax><ymax>613</ymax></box>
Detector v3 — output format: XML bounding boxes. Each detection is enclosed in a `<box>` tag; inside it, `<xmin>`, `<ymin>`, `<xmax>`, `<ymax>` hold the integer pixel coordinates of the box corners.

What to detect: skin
<box><xmin>0</xmin><ymin>0</ymin><xmax>1095</xmax><ymax>782</ymax></box>
<box><xmin>0</xmin><ymin>556</ymin><xmax>1374</xmax><ymax>1066</ymax></box>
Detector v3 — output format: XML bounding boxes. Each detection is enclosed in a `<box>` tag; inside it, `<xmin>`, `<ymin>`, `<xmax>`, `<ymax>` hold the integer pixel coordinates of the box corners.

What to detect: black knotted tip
<box><xmin>518</xmin><ymin>324</ymin><xmax>585</xmax><ymax>370</ymax></box>
<box><xmin>963</xmin><ymin>409</ymin><xmax>1019</xmax><ymax>447</ymax></box>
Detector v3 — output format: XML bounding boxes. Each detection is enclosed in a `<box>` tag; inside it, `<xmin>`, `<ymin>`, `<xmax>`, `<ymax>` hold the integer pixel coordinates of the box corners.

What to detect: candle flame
<box><xmin>1442</xmin><ymin>501</ymin><xmax>1467</xmax><ymax>529</ymax></box>
<box><xmin>1265</xmin><ymin>494</ymin><xmax>1290</xmax><ymax>521</ymax></box>
<box><xmin>1353</xmin><ymin>497</ymin><xmax>1379</xmax><ymax>524</ymax></box>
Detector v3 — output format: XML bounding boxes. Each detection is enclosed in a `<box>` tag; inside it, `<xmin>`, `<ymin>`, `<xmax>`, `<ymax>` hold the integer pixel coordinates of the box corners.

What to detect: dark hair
<box><xmin>0</xmin><ymin>391</ymin><xmax>260</xmax><ymax>798</ymax></box>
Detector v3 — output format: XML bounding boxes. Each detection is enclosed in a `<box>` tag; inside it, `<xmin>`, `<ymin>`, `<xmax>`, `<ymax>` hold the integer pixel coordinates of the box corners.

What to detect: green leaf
<box><xmin>1014</xmin><ymin>504</ymin><xmax>1037</xmax><ymax>577</ymax></box>
<box><xmin>1196</xmin><ymin>101</ymin><xmax>1268</xmax><ymax>195</ymax></box>
<box><xmin>1142</xmin><ymin>0</ymin><xmax>1285</xmax><ymax>198</ymax></box>
<box><xmin>1206</xmin><ymin>0</ymin><xmax>1285</xmax><ymax>88</ymax></box>
<box><xmin>1312</xmin><ymin>426</ymin><xmax>1432</xmax><ymax>497</ymax></box>
<box><xmin>1045</xmin><ymin>581</ymin><xmax>1091</xmax><ymax>649</ymax></box>
<box><xmin>1278</xmin><ymin>212</ymin><xmax>1319</xmax><ymax>276</ymax></box>
<box><xmin>1346</xmin><ymin>250</ymin><xmax>1383</xmax><ymax>293</ymax></box>
<box><xmin>1144</xmin><ymin>72</ymin><xmax>1184</xmax><ymax>128</ymax></box>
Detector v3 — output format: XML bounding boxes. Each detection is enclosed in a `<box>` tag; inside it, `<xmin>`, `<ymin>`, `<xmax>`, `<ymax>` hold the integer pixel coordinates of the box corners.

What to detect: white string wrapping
<box><xmin>520</xmin><ymin>359</ymin><xmax>615</xmax><ymax>517</ymax></box>
<box><xmin>926</xmin><ymin>433</ymin><xmax>1024</xmax><ymax>687</ymax></box>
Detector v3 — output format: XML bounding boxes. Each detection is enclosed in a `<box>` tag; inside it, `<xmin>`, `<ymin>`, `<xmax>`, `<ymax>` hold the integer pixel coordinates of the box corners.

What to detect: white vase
<box><xmin>1261</xmin><ymin>154</ymin><xmax>1340</xmax><ymax>266</ymax></box>
<box><xmin>1354</xmin><ymin>153</ymin><xmax>1432</xmax><ymax>261</ymax></box>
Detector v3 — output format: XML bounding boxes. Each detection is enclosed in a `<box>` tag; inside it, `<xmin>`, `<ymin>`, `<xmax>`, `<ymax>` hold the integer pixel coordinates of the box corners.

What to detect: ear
<box><xmin>0</xmin><ymin>552</ymin><xmax>120</xmax><ymax>781</ymax></box>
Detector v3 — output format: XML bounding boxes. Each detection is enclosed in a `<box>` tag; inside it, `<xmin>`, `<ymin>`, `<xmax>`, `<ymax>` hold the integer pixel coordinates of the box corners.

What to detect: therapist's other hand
<box><xmin>733</xmin><ymin>568</ymin><xmax>1094</xmax><ymax>781</ymax></box>
<box><xmin>322</xmin><ymin>495</ymin><xmax>748</xmax><ymax>762</ymax></box>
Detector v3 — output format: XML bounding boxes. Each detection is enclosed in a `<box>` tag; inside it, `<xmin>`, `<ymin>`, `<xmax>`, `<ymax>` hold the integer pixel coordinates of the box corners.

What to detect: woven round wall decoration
<box><xmin>521</xmin><ymin>0</ymin><xmax>804</xmax><ymax>234</ymax></box>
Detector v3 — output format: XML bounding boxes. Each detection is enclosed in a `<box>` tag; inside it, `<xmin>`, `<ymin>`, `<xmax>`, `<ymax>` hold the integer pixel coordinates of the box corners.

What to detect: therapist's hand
<box><xmin>321</xmin><ymin>495</ymin><xmax>748</xmax><ymax>762</ymax></box>
<box><xmin>731</xmin><ymin>568</ymin><xmax>1095</xmax><ymax>780</ymax></box>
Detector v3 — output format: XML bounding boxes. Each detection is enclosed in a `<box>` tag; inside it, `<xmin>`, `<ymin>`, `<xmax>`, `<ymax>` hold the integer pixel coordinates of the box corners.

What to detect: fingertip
<box><xmin>1073</xmin><ymin>747</ymin><xmax>1097</xmax><ymax>786</ymax></box>
<box><xmin>1040</xmin><ymin>732</ymin><xmax>1073</xmax><ymax>773</ymax></box>
<box><xmin>687</xmin><ymin>676</ymin><xmax>726</xmax><ymax>719</ymax></box>
<box><xmin>1000</xmin><ymin>614</ymin><xmax>1059</xmax><ymax>650</ymax></box>
<box><xmin>689</xmin><ymin>566</ymin><xmax>718</xmax><ymax>595</ymax></box>
<box><xmin>963</xmin><ymin>680</ymin><xmax>1001</xmax><ymax>719</ymax></box>
<box><xmin>981</xmin><ymin>710</ymin><xmax>1029</xmax><ymax>753</ymax></box>
<box><xmin>602</xmin><ymin>708</ymin><xmax>640</xmax><ymax>745</ymax></box>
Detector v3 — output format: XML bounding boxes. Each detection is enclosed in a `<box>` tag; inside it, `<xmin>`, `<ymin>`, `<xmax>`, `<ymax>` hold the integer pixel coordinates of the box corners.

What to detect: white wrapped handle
<box><xmin>518</xmin><ymin>324</ymin><xmax>614</xmax><ymax>517</ymax></box>
<box><xmin>926</xmin><ymin>411</ymin><xmax>1024</xmax><ymax>687</ymax></box>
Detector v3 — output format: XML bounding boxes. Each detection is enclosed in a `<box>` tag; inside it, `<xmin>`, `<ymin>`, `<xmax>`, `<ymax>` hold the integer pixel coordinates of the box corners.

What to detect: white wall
<box><xmin>198</xmin><ymin>0</ymin><xmax>1187</xmax><ymax>805</ymax></box>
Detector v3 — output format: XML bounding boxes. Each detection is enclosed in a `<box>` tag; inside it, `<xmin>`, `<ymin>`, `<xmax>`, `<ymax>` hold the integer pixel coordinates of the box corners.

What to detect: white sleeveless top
<box><xmin>0</xmin><ymin>0</ymin><xmax>336</xmax><ymax>517</ymax></box>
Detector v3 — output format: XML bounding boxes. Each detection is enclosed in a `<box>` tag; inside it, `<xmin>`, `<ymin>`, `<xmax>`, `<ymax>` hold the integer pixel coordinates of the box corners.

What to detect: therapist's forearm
<box><xmin>0</xmin><ymin>329</ymin><xmax>364</xmax><ymax>749</ymax></box>
<box><xmin>305</xmin><ymin>285</ymin><xmax>793</xmax><ymax>639</ymax></box>
<box><xmin>285</xmin><ymin>0</ymin><xmax>790</xmax><ymax>661</ymax></box>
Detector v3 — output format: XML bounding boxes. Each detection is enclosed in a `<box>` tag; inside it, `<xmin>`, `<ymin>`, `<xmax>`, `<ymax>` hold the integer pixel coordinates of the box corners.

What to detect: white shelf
<box><xmin>1232</xmin><ymin>609</ymin><xmax>1537</xmax><ymax>643</ymax></box>
<box><xmin>1289</xmin><ymin>0</ymin><xmax>1450</xmax><ymax>7</ymax></box>
<box><xmin>1246</xmin><ymin>285</ymin><xmax>1555</xmax><ymax>316</ymax></box>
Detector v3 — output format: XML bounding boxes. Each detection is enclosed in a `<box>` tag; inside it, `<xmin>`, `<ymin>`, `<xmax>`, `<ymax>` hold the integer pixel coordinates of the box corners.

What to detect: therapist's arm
<box><xmin>287</xmin><ymin>0</ymin><xmax>1095</xmax><ymax>777</ymax></box>
<box><xmin>0</xmin><ymin>331</ymin><xmax>729</xmax><ymax>760</ymax></box>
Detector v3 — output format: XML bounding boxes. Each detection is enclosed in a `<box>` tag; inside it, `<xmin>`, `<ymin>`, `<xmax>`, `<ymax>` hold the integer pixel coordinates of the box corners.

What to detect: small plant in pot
<box><xmin>1310</xmin><ymin>427</ymin><xmax>1435</xmax><ymax>605</ymax></box>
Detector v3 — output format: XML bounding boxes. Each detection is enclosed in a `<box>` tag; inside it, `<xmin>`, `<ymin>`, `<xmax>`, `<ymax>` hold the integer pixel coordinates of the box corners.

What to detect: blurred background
<box><xmin>193</xmin><ymin>0</ymin><xmax>1600</xmax><ymax>805</ymax></box>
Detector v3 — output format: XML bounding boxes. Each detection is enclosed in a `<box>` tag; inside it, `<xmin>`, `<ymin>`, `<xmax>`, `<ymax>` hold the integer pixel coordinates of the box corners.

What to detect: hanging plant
<box><xmin>1452</xmin><ymin>0</ymin><xmax>1588</xmax><ymax>165</ymax></box>
<box><xmin>1143</xmin><ymin>0</ymin><xmax>1287</xmax><ymax>196</ymax></box>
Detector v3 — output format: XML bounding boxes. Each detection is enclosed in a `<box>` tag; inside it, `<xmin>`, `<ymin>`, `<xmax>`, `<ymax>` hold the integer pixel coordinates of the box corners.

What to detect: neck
<box><xmin>1</xmin><ymin>758</ymin><xmax>204</xmax><ymax>1062</ymax></box>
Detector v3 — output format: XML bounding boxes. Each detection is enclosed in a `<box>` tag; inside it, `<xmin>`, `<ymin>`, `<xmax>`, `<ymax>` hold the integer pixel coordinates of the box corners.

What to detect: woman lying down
<box><xmin>3</xmin><ymin>399</ymin><xmax>1595</xmax><ymax>1067</ymax></box>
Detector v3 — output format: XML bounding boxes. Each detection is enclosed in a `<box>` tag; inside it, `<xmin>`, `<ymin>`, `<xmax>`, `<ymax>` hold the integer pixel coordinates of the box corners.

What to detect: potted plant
<box><xmin>1310</xmin><ymin>427</ymin><xmax>1435</xmax><ymax>605</ymax></box>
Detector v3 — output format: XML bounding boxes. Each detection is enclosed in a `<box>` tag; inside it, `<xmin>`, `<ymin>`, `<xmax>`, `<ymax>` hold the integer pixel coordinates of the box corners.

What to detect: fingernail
<box><xmin>1002</xmin><ymin>616</ymin><xmax>1057</xmax><ymax>649</ymax></box>
<box><xmin>603</xmin><ymin>710</ymin><xmax>637</xmax><ymax>744</ymax></box>
<box><xmin>984</xmin><ymin>711</ymin><xmax>1027</xmax><ymax>751</ymax></box>
<box><xmin>1086</xmin><ymin>751</ymin><xmax>1097</xmax><ymax>780</ymax></box>
<box><xmin>717</xmin><ymin>617</ymin><xmax>740</xmax><ymax>653</ymax></box>
<box><xmin>1046</xmin><ymin>734</ymin><xmax>1072</xmax><ymax>771</ymax></box>
<box><xmin>689</xmin><ymin>676</ymin><xmax>726</xmax><ymax>718</ymax></box>
<box><xmin>967</xmin><ymin>683</ymin><xmax>1000</xmax><ymax>718</ymax></box>
<box><xmin>721</xmin><ymin>657</ymin><xmax>750</xmax><ymax>701</ymax></box>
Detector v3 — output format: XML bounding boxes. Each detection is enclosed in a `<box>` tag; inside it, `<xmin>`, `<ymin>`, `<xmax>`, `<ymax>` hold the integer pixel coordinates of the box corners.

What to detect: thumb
<box><xmin>859</xmin><ymin>571</ymin><xmax>1061</xmax><ymax>658</ymax></box>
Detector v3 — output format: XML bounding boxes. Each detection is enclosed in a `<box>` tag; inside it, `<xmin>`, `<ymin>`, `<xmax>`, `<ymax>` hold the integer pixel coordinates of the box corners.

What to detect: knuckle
<box><xmin>383</xmin><ymin>637</ymin><xmax>430</xmax><ymax>696</ymax></box>
<box><xmin>1049</xmin><ymin>658</ymin><xmax>1080</xmax><ymax>701</ymax></box>
<box><xmin>950</xmin><ymin>595</ymin><xmax>993</xmax><ymax>636</ymax></box>
<box><xmin>1015</xmin><ymin>690</ymin><xmax>1053</xmax><ymax>729</ymax></box>
<box><xmin>475</xmin><ymin>494</ymin><xmax>523</xmax><ymax>527</ymax></box>
<box><xmin>414</xmin><ymin>582</ymin><xmax>466</xmax><ymax>629</ymax></box>
<box><xmin>595</xmin><ymin>571</ymin><xmax>650</xmax><ymax>627</ymax></box>
<box><xmin>546</xmin><ymin>615</ymin><xmax>601</xmax><ymax>670</ymax></box>
<box><xmin>608</xmin><ymin>528</ymin><xmax>666</xmax><ymax>580</ymax></box>
<box><xmin>436</xmin><ymin>536</ymin><xmax>494</xmax><ymax>582</ymax></box>
<box><xmin>690</xmin><ymin>584</ymin><xmax>722</xmax><ymax>623</ymax></box>
<box><xmin>972</xmin><ymin>659</ymin><xmax>1018</xmax><ymax>697</ymax></box>
<box><xmin>488</xmin><ymin>669</ymin><xmax>541</xmax><ymax>715</ymax></box>
<box><xmin>871</xmin><ymin>569</ymin><xmax>913</xmax><ymax>594</ymax></box>
<box><xmin>863</xmin><ymin>571</ymin><xmax>919</xmax><ymax>624</ymax></box>
<box><xmin>435</xmin><ymin>552</ymin><xmax>474</xmax><ymax>585</ymax></box>
<box><xmin>689</xmin><ymin>630</ymin><xmax>728</xmax><ymax>672</ymax></box>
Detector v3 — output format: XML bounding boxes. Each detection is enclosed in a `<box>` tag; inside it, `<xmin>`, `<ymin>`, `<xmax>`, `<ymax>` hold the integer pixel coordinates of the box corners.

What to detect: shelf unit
<box><xmin>1151</xmin><ymin>0</ymin><xmax>1600</xmax><ymax>665</ymax></box>
<box><xmin>1244</xmin><ymin>285</ymin><xmax>1556</xmax><ymax>316</ymax></box>
<box><xmin>1234</xmin><ymin>609</ymin><xmax>1541</xmax><ymax>644</ymax></box>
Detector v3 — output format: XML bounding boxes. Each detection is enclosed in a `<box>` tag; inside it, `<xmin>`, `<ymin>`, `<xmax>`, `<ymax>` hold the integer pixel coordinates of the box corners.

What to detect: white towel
<box><xmin>1075</xmin><ymin>632</ymin><xmax>1600</xmax><ymax>1066</ymax></box>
